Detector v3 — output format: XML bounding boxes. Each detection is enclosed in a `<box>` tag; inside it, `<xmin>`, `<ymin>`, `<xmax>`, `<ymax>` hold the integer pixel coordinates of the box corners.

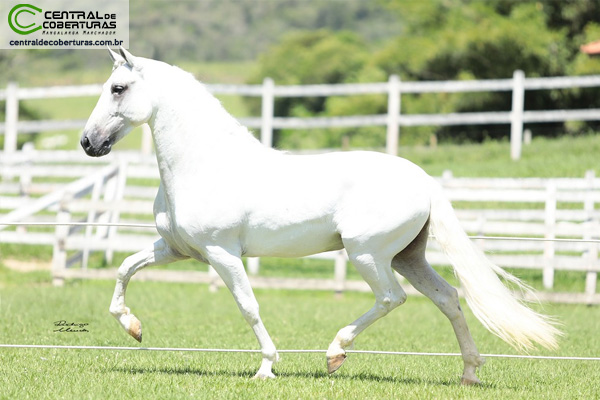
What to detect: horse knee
<box><xmin>116</xmin><ymin>256</ymin><xmax>136</xmax><ymax>280</ymax></box>
<box><xmin>238</xmin><ymin>298</ymin><xmax>261</xmax><ymax>325</ymax></box>
<box><xmin>116</xmin><ymin>269</ymin><xmax>128</xmax><ymax>282</ymax></box>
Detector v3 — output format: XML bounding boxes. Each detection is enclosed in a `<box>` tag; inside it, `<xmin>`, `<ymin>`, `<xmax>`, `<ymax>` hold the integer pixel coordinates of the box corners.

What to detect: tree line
<box><xmin>2</xmin><ymin>1</ymin><xmax>600</xmax><ymax>149</ymax></box>
<box><xmin>249</xmin><ymin>0</ymin><xmax>600</xmax><ymax>148</ymax></box>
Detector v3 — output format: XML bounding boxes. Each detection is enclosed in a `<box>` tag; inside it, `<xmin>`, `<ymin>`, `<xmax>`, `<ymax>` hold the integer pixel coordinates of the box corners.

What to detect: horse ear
<box><xmin>119</xmin><ymin>46</ymin><xmax>138</xmax><ymax>69</ymax></box>
<box><xmin>107</xmin><ymin>46</ymin><xmax>124</xmax><ymax>64</ymax></box>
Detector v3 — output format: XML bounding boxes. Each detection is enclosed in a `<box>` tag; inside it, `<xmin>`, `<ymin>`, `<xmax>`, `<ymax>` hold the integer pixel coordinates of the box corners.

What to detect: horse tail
<box><xmin>427</xmin><ymin>178</ymin><xmax>561</xmax><ymax>351</ymax></box>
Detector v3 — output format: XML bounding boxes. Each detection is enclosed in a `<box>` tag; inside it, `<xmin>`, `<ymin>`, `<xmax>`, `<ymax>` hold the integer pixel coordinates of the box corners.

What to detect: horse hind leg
<box><xmin>391</xmin><ymin>221</ymin><xmax>485</xmax><ymax>385</ymax></box>
<box><xmin>109</xmin><ymin>238</ymin><xmax>186</xmax><ymax>342</ymax></box>
<box><xmin>326</xmin><ymin>251</ymin><xmax>407</xmax><ymax>374</ymax></box>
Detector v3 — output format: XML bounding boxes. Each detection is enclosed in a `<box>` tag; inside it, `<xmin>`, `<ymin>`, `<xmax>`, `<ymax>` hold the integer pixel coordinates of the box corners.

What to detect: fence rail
<box><xmin>0</xmin><ymin>153</ymin><xmax>598</xmax><ymax>303</ymax></box>
<box><xmin>2</xmin><ymin>72</ymin><xmax>600</xmax><ymax>159</ymax></box>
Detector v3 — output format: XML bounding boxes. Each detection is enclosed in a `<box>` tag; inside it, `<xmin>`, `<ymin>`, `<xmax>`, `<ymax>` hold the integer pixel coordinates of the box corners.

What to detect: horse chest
<box><xmin>153</xmin><ymin>184</ymin><xmax>242</xmax><ymax>248</ymax></box>
<box><xmin>153</xmin><ymin>189</ymin><xmax>181</xmax><ymax>250</ymax></box>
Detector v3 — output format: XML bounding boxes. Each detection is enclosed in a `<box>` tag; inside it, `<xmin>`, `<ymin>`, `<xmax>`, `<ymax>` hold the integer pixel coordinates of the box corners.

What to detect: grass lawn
<box><xmin>399</xmin><ymin>134</ymin><xmax>600</xmax><ymax>178</ymax></box>
<box><xmin>0</xmin><ymin>267</ymin><xmax>599</xmax><ymax>399</ymax></box>
<box><xmin>2</xmin><ymin>58</ymin><xmax>600</xmax><ymax>398</ymax></box>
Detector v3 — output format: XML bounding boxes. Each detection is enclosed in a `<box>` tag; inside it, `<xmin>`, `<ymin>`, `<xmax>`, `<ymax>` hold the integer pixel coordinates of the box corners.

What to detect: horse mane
<box><xmin>140</xmin><ymin>57</ymin><xmax>268</xmax><ymax>150</ymax></box>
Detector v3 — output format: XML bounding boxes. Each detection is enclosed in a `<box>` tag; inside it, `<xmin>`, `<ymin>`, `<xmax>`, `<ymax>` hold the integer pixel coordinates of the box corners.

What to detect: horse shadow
<box><xmin>108</xmin><ymin>365</ymin><xmax>497</xmax><ymax>389</ymax></box>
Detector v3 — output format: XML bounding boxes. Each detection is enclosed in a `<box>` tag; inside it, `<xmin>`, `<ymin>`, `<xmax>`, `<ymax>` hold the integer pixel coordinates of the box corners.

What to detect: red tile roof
<box><xmin>581</xmin><ymin>40</ymin><xmax>600</xmax><ymax>55</ymax></box>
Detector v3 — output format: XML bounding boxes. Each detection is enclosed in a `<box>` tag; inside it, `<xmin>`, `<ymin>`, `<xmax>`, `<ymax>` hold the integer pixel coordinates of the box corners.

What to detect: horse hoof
<box><xmin>327</xmin><ymin>354</ymin><xmax>347</xmax><ymax>374</ymax></box>
<box><xmin>252</xmin><ymin>371</ymin><xmax>276</xmax><ymax>380</ymax></box>
<box><xmin>461</xmin><ymin>376</ymin><xmax>481</xmax><ymax>386</ymax></box>
<box><xmin>128</xmin><ymin>316</ymin><xmax>142</xmax><ymax>343</ymax></box>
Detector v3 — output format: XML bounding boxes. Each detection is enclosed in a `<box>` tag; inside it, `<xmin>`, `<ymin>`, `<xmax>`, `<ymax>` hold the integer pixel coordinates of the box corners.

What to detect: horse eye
<box><xmin>111</xmin><ymin>84</ymin><xmax>127</xmax><ymax>95</ymax></box>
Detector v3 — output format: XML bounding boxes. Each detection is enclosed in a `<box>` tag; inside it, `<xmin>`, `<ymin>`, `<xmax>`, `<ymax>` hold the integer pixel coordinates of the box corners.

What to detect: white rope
<box><xmin>0</xmin><ymin>221</ymin><xmax>598</xmax><ymax>243</ymax></box>
<box><xmin>0</xmin><ymin>344</ymin><xmax>599</xmax><ymax>361</ymax></box>
<box><xmin>452</xmin><ymin>235</ymin><xmax>600</xmax><ymax>244</ymax></box>
<box><xmin>0</xmin><ymin>221</ymin><xmax>155</xmax><ymax>228</ymax></box>
<box><xmin>348</xmin><ymin>350</ymin><xmax>600</xmax><ymax>361</ymax></box>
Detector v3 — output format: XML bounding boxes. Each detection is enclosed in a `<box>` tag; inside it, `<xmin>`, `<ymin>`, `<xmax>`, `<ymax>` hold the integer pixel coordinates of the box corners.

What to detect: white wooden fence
<box><xmin>0</xmin><ymin>152</ymin><xmax>598</xmax><ymax>303</ymax></box>
<box><xmin>2</xmin><ymin>72</ymin><xmax>600</xmax><ymax>159</ymax></box>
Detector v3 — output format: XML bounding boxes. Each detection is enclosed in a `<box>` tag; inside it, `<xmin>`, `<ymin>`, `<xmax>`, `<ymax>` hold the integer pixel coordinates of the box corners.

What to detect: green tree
<box><xmin>375</xmin><ymin>0</ymin><xmax>600</xmax><ymax>141</ymax></box>
<box><xmin>251</xmin><ymin>0</ymin><xmax>600</xmax><ymax>148</ymax></box>
<box><xmin>247</xmin><ymin>30</ymin><xmax>371</xmax><ymax>148</ymax></box>
<box><xmin>380</xmin><ymin>2</ymin><xmax>569</xmax><ymax>141</ymax></box>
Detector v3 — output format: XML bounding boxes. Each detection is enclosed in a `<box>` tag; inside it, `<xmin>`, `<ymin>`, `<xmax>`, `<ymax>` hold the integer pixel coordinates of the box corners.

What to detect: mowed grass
<box><xmin>1</xmin><ymin>267</ymin><xmax>599</xmax><ymax>399</ymax></box>
<box><xmin>399</xmin><ymin>134</ymin><xmax>600</xmax><ymax>178</ymax></box>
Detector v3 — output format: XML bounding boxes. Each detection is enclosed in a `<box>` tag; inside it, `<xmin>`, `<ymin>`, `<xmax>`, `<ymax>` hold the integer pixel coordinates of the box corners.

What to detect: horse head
<box><xmin>81</xmin><ymin>47</ymin><xmax>154</xmax><ymax>157</ymax></box>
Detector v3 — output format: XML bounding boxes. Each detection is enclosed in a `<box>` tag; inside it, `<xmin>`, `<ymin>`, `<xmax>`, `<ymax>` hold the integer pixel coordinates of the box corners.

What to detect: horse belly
<box><xmin>241</xmin><ymin>221</ymin><xmax>343</xmax><ymax>258</ymax></box>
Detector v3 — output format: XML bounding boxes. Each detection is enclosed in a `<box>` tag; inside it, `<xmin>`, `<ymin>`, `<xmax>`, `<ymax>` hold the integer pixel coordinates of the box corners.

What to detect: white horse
<box><xmin>81</xmin><ymin>48</ymin><xmax>560</xmax><ymax>384</ymax></box>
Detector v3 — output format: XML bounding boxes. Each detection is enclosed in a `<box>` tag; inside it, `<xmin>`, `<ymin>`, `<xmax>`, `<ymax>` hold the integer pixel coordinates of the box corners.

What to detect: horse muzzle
<box><xmin>80</xmin><ymin>133</ymin><xmax>113</xmax><ymax>157</ymax></box>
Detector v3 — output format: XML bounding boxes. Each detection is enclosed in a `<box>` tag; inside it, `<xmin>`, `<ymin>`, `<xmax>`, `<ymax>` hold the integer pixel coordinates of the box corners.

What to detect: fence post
<box><xmin>52</xmin><ymin>192</ymin><xmax>72</xmax><ymax>286</ymax></box>
<box><xmin>105</xmin><ymin>161</ymin><xmax>128</xmax><ymax>265</ymax></box>
<box><xmin>82</xmin><ymin>174</ymin><xmax>105</xmax><ymax>269</ymax></box>
<box><xmin>475</xmin><ymin>215</ymin><xmax>486</xmax><ymax>250</ymax></box>
<box><xmin>141</xmin><ymin>123</ymin><xmax>153</xmax><ymax>155</ymax></box>
<box><xmin>96</xmin><ymin>171</ymin><xmax>116</xmax><ymax>239</ymax></box>
<box><xmin>208</xmin><ymin>265</ymin><xmax>220</xmax><ymax>293</ymax></box>
<box><xmin>261</xmin><ymin>77</ymin><xmax>274</xmax><ymax>148</ymax></box>
<box><xmin>386</xmin><ymin>75</ymin><xmax>401</xmax><ymax>156</ymax></box>
<box><xmin>4</xmin><ymin>82</ymin><xmax>19</xmax><ymax>154</ymax></box>
<box><xmin>584</xmin><ymin>170</ymin><xmax>597</xmax><ymax>302</ymax></box>
<box><xmin>334</xmin><ymin>250</ymin><xmax>347</xmax><ymax>297</ymax></box>
<box><xmin>543</xmin><ymin>182</ymin><xmax>556</xmax><ymax>289</ymax></box>
<box><xmin>17</xmin><ymin>142</ymin><xmax>34</xmax><ymax>235</ymax></box>
<box><xmin>247</xmin><ymin>257</ymin><xmax>260</xmax><ymax>275</ymax></box>
<box><xmin>510</xmin><ymin>70</ymin><xmax>525</xmax><ymax>161</ymax></box>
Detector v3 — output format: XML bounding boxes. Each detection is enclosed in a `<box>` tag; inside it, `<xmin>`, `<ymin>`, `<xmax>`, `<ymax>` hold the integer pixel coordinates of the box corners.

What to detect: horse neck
<box><xmin>147</xmin><ymin>73</ymin><xmax>268</xmax><ymax>181</ymax></box>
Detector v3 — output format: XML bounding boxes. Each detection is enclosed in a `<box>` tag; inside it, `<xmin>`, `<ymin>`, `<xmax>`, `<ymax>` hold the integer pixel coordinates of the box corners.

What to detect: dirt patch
<box><xmin>3</xmin><ymin>258</ymin><xmax>51</xmax><ymax>272</ymax></box>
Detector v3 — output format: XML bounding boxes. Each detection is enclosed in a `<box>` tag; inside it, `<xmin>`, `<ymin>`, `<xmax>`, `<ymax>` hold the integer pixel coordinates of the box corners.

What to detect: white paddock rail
<box><xmin>0</xmin><ymin>156</ymin><xmax>598</xmax><ymax>304</ymax></box>
<box><xmin>2</xmin><ymin>72</ymin><xmax>600</xmax><ymax>159</ymax></box>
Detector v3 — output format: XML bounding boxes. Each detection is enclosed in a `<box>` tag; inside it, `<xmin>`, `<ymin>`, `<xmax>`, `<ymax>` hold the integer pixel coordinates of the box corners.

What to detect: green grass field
<box><xmin>0</xmin><ymin>267</ymin><xmax>599</xmax><ymax>399</ymax></box>
<box><xmin>1</xmin><ymin>137</ymin><xmax>599</xmax><ymax>398</ymax></box>
<box><xmin>400</xmin><ymin>134</ymin><xmax>600</xmax><ymax>178</ymax></box>
<box><xmin>2</xmin><ymin>60</ymin><xmax>600</xmax><ymax>398</ymax></box>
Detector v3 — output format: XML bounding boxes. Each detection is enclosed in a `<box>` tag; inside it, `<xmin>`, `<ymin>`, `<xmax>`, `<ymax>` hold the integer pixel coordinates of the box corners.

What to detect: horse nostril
<box><xmin>102</xmin><ymin>139</ymin><xmax>111</xmax><ymax>148</ymax></box>
<box><xmin>81</xmin><ymin>136</ymin><xmax>90</xmax><ymax>148</ymax></box>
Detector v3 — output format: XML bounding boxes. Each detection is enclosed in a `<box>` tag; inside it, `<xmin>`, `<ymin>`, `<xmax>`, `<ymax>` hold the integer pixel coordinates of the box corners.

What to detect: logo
<box><xmin>2</xmin><ymin>0</ymin><xmax>129</xmax><ymax>49</ymax></box>
<box><xmin>8</xmin><ymin>4</ymin><xmax>42</xmax><ymax>35</ymax></box>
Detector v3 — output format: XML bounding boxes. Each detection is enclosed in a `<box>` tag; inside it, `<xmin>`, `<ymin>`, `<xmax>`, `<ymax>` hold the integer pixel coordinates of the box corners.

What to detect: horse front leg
<box><xmin>203</xmin><ymin>246</ymin><xmax>278</xmax><ymax>379</ymax></box>
<box><xmin>109</xmin><ymin>238</ymin><xmax>186</xmax><ymax>341</ymax></box>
